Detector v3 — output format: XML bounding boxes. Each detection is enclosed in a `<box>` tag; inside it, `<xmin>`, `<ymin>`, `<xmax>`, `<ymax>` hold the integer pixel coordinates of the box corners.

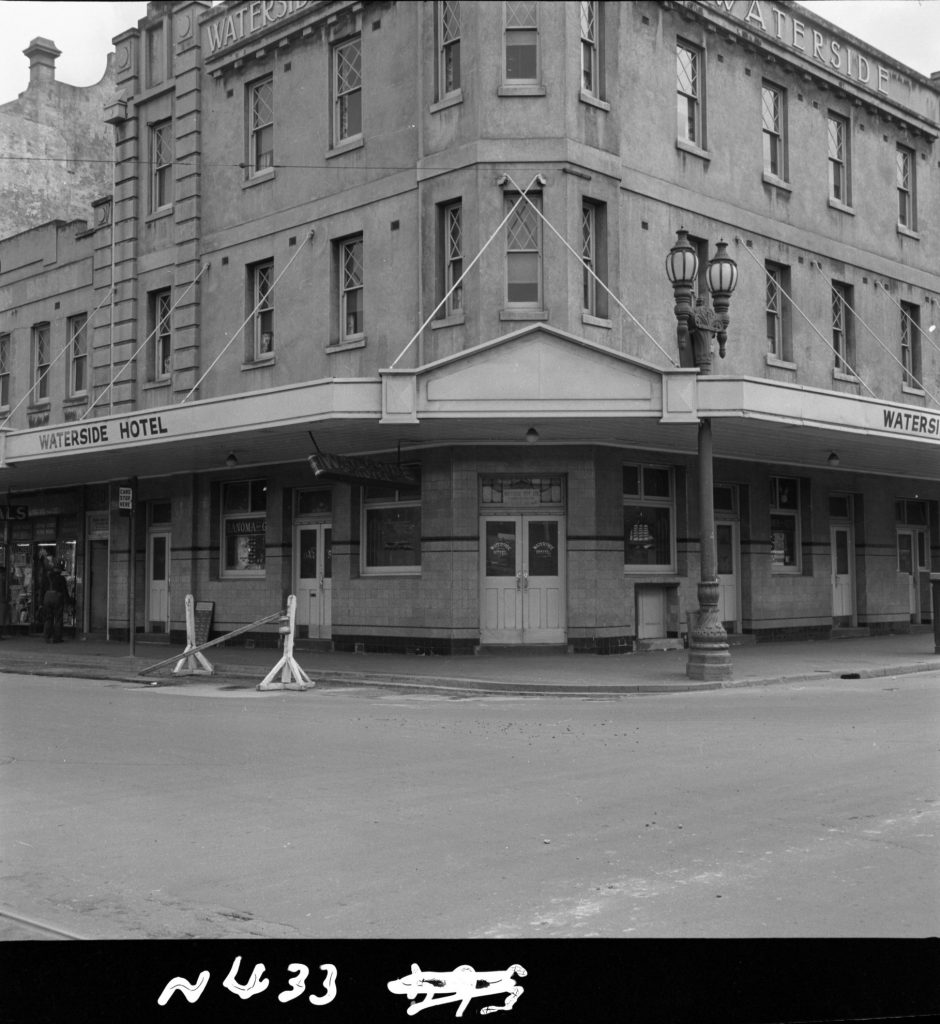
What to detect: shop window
<box><xmin>623</xmin><ymin>464</ymin><xmax>675</xmax><ymax>572</ymax></box>
<box><xmin>829</xmin><ymin>494</ymin><xmax>852</xmax><ymax>520</ymax></box>
<box><xmin>505</xmin><ymin>192</ymin><xmax>542</xmax><ymax>307</ymax></box>
<box><xmin>362</xmin><ymin>477</ymin><xmax>421</xmax><ymax>574</ymax></box>
<box><xmin>827</xmin><ymin>113</ymin><xmax>851</xmax><ymax>206</ymax></box>
<box><xmin>580</xmin><ymin>1</ymin><xmax>601</xmax><ymax>99</ymax></box>
<box><xmin>761</xmin><ymin>81</ymin><xmax>787</xmax><ymax>180</ymax></box>
<box><xmin>770</xmin><ymin>476</ymin><xmax>800</xmax><ymax>572</ymax></box>
<box><xmin>149</xmin><ymin>289</ymin><xmax>172</xmax><ymax>381</ymax></box>
<box><xmin>150</xmin><ymin>120</ymin><xmax>173</xmax><ymax>212</ymax></box>
<box><xmin>897</xmin><ymin>145</ymin><xmax>915</xmax><ymax>230</ymax></box>
<box><xmin>32</xmin><ymin>322</ymin><xmax>50</xmax><ymax>403</ymax></box>
<box><xmin>333</xmin><ymin>36</ymin><xmax>362</xmax><ymax>145</ymax></box>
<box><xmin>248</xmin><ymin>75</ymin><xmax>274</xmax><ymax>176</ymax></box>
<box><xmin>338</xmin><ymin>236</ymin><xmax>364</xmax><ymax>343</ymax></box>
<box><xmin>831</xmin><ymin>281</ymin><xmax>855</xmax><ymax>373</ymax></box>
<box><xmin>676</xmin><ymin>41</ymin><xmax>703</xmax><ymax>147</ymax></box>
<box><xmin>900</xmin><ymin>301</ymin><xmax>921</xmax><ymax>389</ymax></box>
<box><xmin>296</xmin><ymin>490</ymin><xmax>332</xmax><ymax>516</ymax></box>
<box><xmin>765</xmin><ymin>261</ymin><xmax>792</xmax><ymax>362</ymax></box>
<box><xmin>67</xmin><ymin>314</ymin><xmax>88</xmax><ymax>397</ymax></box>
<box><xmin>581</xmin><ymin>199</ymin><xmax>608</xmax><ymax>319</ymax></box>
<box><xmin>248</xmin><ymin>260</ymin><xmax>275</xmax><ymax>359</ymax></box>
<box><xmin>150</xmin><ymin>501</ymin><xmax>172</xmax><ymax>525</ymax></box>
<box><xmin>0</xmin><ymin>332</ymin><xmax>10</xmax><ymax>408</ymax></box>
<box><xmin>896</xmin><ymin>499</ymin><xmax>927</xmax><ymax>527</ymax></box>
<box><xmin>437</xmin><ymin>1</ymin><xmax>461</xmax><ymax>101</ymax></box>
<box><xmin>439</xmin><ymin>201</ymin><xmax>463</xmax><ymax>317</ymax></box>
<box><xmin>221</xmin><ymin>479</ymin><xmax>267</xmax><ymax>577</ymax></box>
<box><xmin>504</xmin><ymin>1</ymin><xmax>539</xmax><ymax>83</ymax></box>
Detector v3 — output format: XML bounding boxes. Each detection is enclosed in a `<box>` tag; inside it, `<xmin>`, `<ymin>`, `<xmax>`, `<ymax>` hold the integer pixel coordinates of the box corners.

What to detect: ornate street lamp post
<box><xmin>666</xmin><ymin>229</ymin><xmax>738</xmax><ymax>681</ymax></box>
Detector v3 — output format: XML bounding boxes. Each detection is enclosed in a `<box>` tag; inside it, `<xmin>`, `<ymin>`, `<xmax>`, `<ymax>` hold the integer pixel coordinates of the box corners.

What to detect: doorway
<box><xmin>88</xmin><ymin>539</ymin><xmax>109</xmax><ymax>633</ymax></box>
<box><xmin>897</xmin><ymin>527</ymin><xmax>926</xmax><ymax>623</ymax></box>
<box><xmin>480</xmin><ymin>515</ymin><xmax>566</xmax><ymax>645</ymax></box>
<box><xmin>716</xmin><ymin>521</ymin><xmax>740</xmax><ymax>633</ymax></box>
<box><xmin>830</xmin><ymin>524</ymin><xmax>855</xmax><ymax>625</ymax></box>
<box><xmin>294</xmin><ymin>522</ymin><xmax>332</xmax><ymax>639</ymax></box>
<box><xmin>147</xmin><ymin>531</ymin><xmax>170</xmax><ymax>633</ymax></box>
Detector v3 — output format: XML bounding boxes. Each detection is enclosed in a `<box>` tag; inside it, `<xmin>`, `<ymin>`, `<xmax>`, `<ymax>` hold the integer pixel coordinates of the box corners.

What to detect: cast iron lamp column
<box><xmin>666</xmin><ymin>229</ymin><xmax>738</xmax><ymax>681</ymax></box>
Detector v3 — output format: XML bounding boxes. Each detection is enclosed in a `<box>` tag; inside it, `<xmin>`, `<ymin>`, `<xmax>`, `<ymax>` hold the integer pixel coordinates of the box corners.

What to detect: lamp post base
<box><xmin>686</xmin><ymin>644</ymin><xmax>732</xmax><ymax>681</ymax></box>
<box><xmin>686</xmin><ymin>579</ymin><xmax>733</xmax><ymax>681</ymax></box>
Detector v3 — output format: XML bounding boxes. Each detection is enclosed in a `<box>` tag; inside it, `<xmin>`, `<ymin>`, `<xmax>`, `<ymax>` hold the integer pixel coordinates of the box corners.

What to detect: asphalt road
<box><xmin>1</xmin><ymin>669</ymin><xmax>938</xmax><ymax>938</ymax></box>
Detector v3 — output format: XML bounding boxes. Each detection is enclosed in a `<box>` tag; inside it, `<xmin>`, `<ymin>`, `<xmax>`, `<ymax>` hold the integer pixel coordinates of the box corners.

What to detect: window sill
<box><xmin>675</xmin><ymin>139</ymin><xmax>710</xmax><ymax>162</ymax></box>
<box><xmin>770</xmin><ymin>567</ymin><xmax>802</xmax><ymax>575</ymax></box>
<box><xmin>579</xmin><ymin>90</ymin><xmax>610</xmax><ymax>112</ymax></box>
<box><xmin>765</xmin><ymin>353</ymin><xmax>796</xmax><ymax>370</ymax></box>
<box><xmin>142</xmin><ymin>379</ymin><xmax>171</xmax><ymax>391</ymax></box>
<box><xmin>431</xmin><ymin>313</ymin><xmax>465</xmax><ymax>330</ymax></box>
<box><xmin>623</xmin><ymin>568</ymin><xmax>679</xmax><ymax>577</ymax></box>
<box><xmin>761</xmin><ymin>172</ymin><xmax>792</xmax><ymax>193</ymax></box>
<box><xmin>897</xmin><ymin>223</ymin><xmax>920</xmax><ymax>240</ymax></box>
<box><xmin>360</xmin><ymin>567</ymin><xmax>422</xmax><ymax>577</ymax></box>
<box><xmin>242</xmin><ymin>169</ymin><xmax>275</xmax><ymax>189</ymax></box>
<box><xmin>833</xmin><ymin>368</ymin><xmax>860</xmax><ymax>384</ymax></box>
<box><xmin>326</xmin><ymin>337</ymin><xmax>367</xmax><ymax>353</ymax></box>
<box><xmin>241</xmin><ymin>356</ymin><xmax>276</xmax><ymax>370</ymax></box>
<box><xmin>497</xmin><ymin>83</ymin><xmax>546</xmax><ymax>98</ymax></box>
<box><xmin>499</xmin><ymin>308</ymin><xmax>548</xmax><ymax>322</ymax></box>
<box><xmin>27</xmin><ymin>402</ymin><xmax>51</xmax><ymax>411</ymax></box>
<box><xmin>327</xmin><ymin>135</ymin><xmax>364</xmax><ymax>158</ymax></box>
<box><xmin>145</xmin><ymin>207</ymin><xmax>174</xmax><ymax>224</ymax></box>
<box><xmin>902</xmin><ymin>383</ymin><xmax>926</xmax><ymax>397</ymax></box>
<box><xmin>582</xmin><ymin>312</ymin><xmax>612</xmax><ymax>329</ymax></box>
<box><xmin>220</xmin><ymin>572</ymin><xmax>266</xmax><ymax>580</ymax></box>
<box><xmin>63</xmin><ymin>395</ymin><xmax>89</xmax><ymax>407</ymax></box>
<box><xmin>430</xmin><ymin>91</ymin><xmax>463</xmax><ymax>113</ymax></box>
<box><xmin>828</xmin><ymin>198</ymin><xmax>855</xmax><ymax>215</ymax></box>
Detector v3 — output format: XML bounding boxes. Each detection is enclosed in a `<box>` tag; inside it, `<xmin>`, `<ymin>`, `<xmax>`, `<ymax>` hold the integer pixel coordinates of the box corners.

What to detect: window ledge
<box><xmin>833</xmin><ymin>368</ymin><xmax>860</xmax><ymax>384</ymax></box>
<box><xmin>327</xmin><ymin>135</ymin><xmax>365</xmax><ymax>158</ymax></box>
<box><xmin>242</xmin><ymin>169</ymin><xmax>275</xmax><ymax>189</ymax></box>
<box><xmin>582</xmin><ymin>312</ymin><xmax>612</xmax><ymax>329</ymax></box>
<box><xmin>828</xmin><ymin>198</ymin><xmax>855</xmax><ymax>215</ymax></box>
<box><xmin>63</xmin><ymin>395</ymin><xmax>89</xmax><ymax>407</ymax></box>
<box><xmin>499</xmin><ymin>308</ymin><xmax>548</xmax><ymax>322</ymax></box>
<box><xmin>142</xmin><ymin>379</ymin><xmax>171</xmax><ymax>391</ymax></box>
<box><xmin>27</xmin><ymin>402</ymin><xmax>51</xmax><ymax>411</ymax></box>
<box><xmin>497</xmin><ymin>83</ymin><xmax>546</xmax><ymax>97</ymax></box>
<box><xmin>241</xmin><ymin>356</ymin><xmax>276</xmax><ymax>371</ymax></box>
<box><xmin>765</xmin><ymin>354</ymin><xmax>796</xmax><ymax>370</ymax></box>
<box><xmin>430</xmin><ymin>91</ymin><xmax>463</xmax><ymax>113</ymax></box>
<box><xmin>770</xmin><ymin>567</ymin><xmax>802</xmax><ymax>575</ymax></box>
<box><xmin>623</xmin><ymin>568</ymin><xmax>679</xmax><ymax>577</ymax></box>
<box><xmin>761</xmin><ymin>172</ymin><xmax>792</xmax><ymax>192</ymax></box>
<box><xmin>902</xmin><ymin>383</ymin><xmax>926</xmax><ymax>397</ymax></box>
<box><xmin>431</xmin><ymin>313</ymin><xmax>465</xmax><ymax>330</ymax></box>
<box><xmin>220</xmin><ymin>572</ymin><xmax>266</xmax><ymax>581</ymax></box>
<box><xmin>579</xmin><ymin>90</ymin><xmax>610</xmax><ymax>112</ymax></box>
<box><xmin>676</xmin><ymin>139</ymin><xmax>710</xmax><ymax>162</ymax></box>
<box><xmin>897</xmin><ymin>223</ymin><xmax>920</xmax><ymax>240</ymax></box>
<box><xmin>326</xmin><ymin>337</ymin><xmax>367</xmax><ymax>353</ymax></box>
<box><xmin>145</xmin><ymin>207</ymin><xmax>174</xmax><ymax>224</ymax></box>
<box><xmin>360</xmin><ymin>568</ymin><xmax>422</xmax><ymax>577</ymax></box>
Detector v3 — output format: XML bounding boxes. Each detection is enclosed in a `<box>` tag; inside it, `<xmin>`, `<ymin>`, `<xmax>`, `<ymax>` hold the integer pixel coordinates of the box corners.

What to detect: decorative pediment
<box><xmin>381</xmin><ymin>325</ymin><xmax>699</xmax><ymax>424</ymax></box>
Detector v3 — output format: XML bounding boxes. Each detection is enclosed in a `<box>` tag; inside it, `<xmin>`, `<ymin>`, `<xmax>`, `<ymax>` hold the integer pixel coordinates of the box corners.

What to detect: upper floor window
<box><xmin>0</xmin><ymin>333</ymin><xmax>10</xmax><ymax>408</ymax></box>
<box><xmin>623</xmin><ymin>464</ymin><xmax>675</xmax><ymax>572</ymax></box>
<box><xmin>831</xmin><ymin>281</ymin><xmax>855</xmax><ymax>373</ymax></box>
<box><xmin>505</xmin><ymin>193</ymin><xmax>542</xmax><ymax>306</ymax></box>
<box><xmin>580</xmin><ymin>1</ymin><xmax>598</xmax><ymax>97</ymax></box>
<box><xmin>765</xmin><ymin>261</ymin><xmax>792</xmax><ymax>362</ymax></box>
<box><xmin>900</xmin><ymin>301</ymin><xmax>922</xmax><ymax>390</ymax></box>
<box><xmin>897</xmin><ymin>145</ymin><xmax>915</xmax><ymax>229</ymax></box>
<box><xmin>362</xmin><ymin>476</ymin><xmax>422</xmax><ymax>574</ymax></box>
<box><xmin>150</xmin><ymin>289</ymin><xmax>172</xmax><ymax>380</ymax></box>
<box><xmin>150</xmin><ymin>121</ymin><xmax>173</xmax><ymax>212</ymax></box>
<box><xmin>676</xmin><ymin>42</ymin><xmax>702</xmax><ymax>146</ymax></box>
<box><xmin>581</xmin><ymin>199</ymin><xmax>608</xmax><ymax>319</ymax></box>
<box><xmin>441</xmin><ymin>201</ymin><xmax>463</xmax><ymax>317</ymax></box>
<box><xmin>249</xmin><ymin>261</ymin><xmax>274</xmax><ymax>359</ymax></box>
<box><xmin>146</xmin><ymin>21</ymin><xmax>166</xmax><ymax>88</ymax></box>
<box><xmin>32</xmin><ymin>323</ymin><xmax>50</xmax><ymax>403</ymax></box>
<box><xmin>221</xmin><ymin>479</ymin><xmax>267</xmax><ymax>578</ymax></box>
<box><xmin>761</xmin><ymin>82</ymin><xmax>786</xmax><ymax>179</ymax></box>
<box><xmin>248</xmin><ymin>76</ymin><xmax>274</xmax><ymax>176</ymax></box>
<box><xmin>339</xmin><ymin>236</ymin><xmax>364</xmax><ymax>342</ymax></box>
<box><xmin>827</xmin><ymin>113</ymin><xmax>850</xmax><ymax>205</ymax></box>
<box><xmin>67</xmin><ymin>314</ymin><xmax>88</xmax><ymax>397</ymax></box>
<box><xmin>334</xmin><ymin>37</ymin><xmax>362</xmax><ymax>144</ymax></box>
<box><xmin>437</xmin><ymin>1</ymin><xmax>461</xmax><ymax>100</ymax></box>
<box><xmin>504</xmin><ymin>1</ymin><xmax>539</xmax><ymax>82</ymax></box>
<box><xmin>770</xmin><ymin>476</ymin><xmax>801</xmax><ymax>573</ymax></box>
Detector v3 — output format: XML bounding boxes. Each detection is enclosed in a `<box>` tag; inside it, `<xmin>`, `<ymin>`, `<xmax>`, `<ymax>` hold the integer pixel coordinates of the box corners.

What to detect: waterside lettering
<box><xmin>206</xmin><ymin>0</ymin><xmax>312</xmax><ymax>55</ymax></box>
<box><xmin>37</xmin><ymin>415</ymin><xmax>170</xmax><ymax>451</ymax></box>
<box><xmin>882</xmin><ymin>409</ymin><xmax>940</xmax><ymax>436</ymax></box>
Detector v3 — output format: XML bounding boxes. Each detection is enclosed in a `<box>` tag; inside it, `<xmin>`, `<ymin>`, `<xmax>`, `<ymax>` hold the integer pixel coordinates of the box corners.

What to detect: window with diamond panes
<box><xmin>765</xmin><ymin>261</ymin><xmax>791</xmax><ymax>361</ymax></box>
<box><xmin>505</xmin><ymin>1</ymin><xmax>538</xmax><ymax>81</ymax></box>
<box><xmin>897</xmin><ymin>145</ymin><xmax>914</xmax><ymax>229</ymax></box>
<box><xmin>676</xmin><ymin>43</ymin><xmax>701</xmax><ymax>145</ymax></box>
<box><xmin>827</xmin><ymin>114</ymin><xmax>849</xmax><ymax>204</ymax></box>
<box><xmin>68</xmin><ymin>314</ymin><xmax>88</xmax><ymax>396</ymax></box>
<box><xmin>0</xmin><ymin>333</ymin><xmax>10</xmax><ymax>408</ymax></box>
<box><xmin>150</xmin><ymin>289</ymin><xmax>172</xmax><ymax>380</ymax></box>
<box><xmin>443</xmin><ymin>202</ymin><xmax>463</xmax><ymax>316</ymax></box>
<box><xmin>334</xmin><ymin>37</ymin><xmax>362</xmax><ymax>144</ymax></box>
<box><xmin>249</xmin><ymin>261</ymin><xmax>274</xmax><ymax>358</ymax></box>
<box><xmin>580</xmin><ymin>1</ymin><xmax>597</xmax><ymax>96</ymax></box>
<box><xmin>581</xmin><ymin>201</ymin><xmax>597</xmax><ymax>315</ymax></box>
<box><xmin>151</xmin><ymin>121</ymin><xmax>173</xmax><ymax>210</ymax></box>
<box><xmin>762</xmin><ymin>83</ymin><xmax>785</xmax><ymax>179</ymax></box>
<box><xmin>900</xmin><ymin>301</ymin><xmax>921</xmax><ymax>389</ymax></box>
<box><xmin>438</xmin><ymin>1</ymin><xmax>461</xmax><ymax>99</ymax></box>
<box><xmin>341</xmin><ymin>237</ymin><xmax>364</xmax><ymax>340</ymax></box>
<box><xmin>33</xmin><ymin>323</ymin><xmax>50</xmax><ymax>402</ymax></box>
<box><xmin>249</xmin><ymin>77</ymin><xmax>273</xmax><ymax>174</ymax></box>
<box><xmin>831</xmin><ymin>281</ymin><xmax>854</xmax><ymax>372</ymax></box>
<box><xmin>505</xmin><ymin>194</ymin><xmax>541</xmax><ymax>305</ymax></box>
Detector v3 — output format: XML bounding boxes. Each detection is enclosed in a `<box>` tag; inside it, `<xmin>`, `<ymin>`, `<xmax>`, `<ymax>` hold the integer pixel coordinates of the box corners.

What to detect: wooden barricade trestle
<box><xmin>257</xmin><ymin>594</ymin><xmax>314</xmax><ymax>691</ymax></box>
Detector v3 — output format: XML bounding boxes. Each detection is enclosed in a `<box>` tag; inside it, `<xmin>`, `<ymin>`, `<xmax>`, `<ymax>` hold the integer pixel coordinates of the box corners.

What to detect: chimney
<box><xmin>23</xmin><ymin>37</ymin><xmax>62</xmax><ymax>85</ymax></box>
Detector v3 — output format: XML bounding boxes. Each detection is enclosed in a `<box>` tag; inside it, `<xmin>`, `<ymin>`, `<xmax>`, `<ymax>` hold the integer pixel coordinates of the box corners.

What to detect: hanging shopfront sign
<box><xmin>308</xmin><ymin>453</ymin><xmax>417</xmax><ymax>486</ymax></box>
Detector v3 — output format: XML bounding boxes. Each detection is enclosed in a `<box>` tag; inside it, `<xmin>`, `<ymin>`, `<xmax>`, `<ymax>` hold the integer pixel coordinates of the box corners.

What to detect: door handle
<box><xmin>522</xmin><ymin>570</ymin><xmax>529</xmax><ymax>590</ymax></box>
<box><xmin>515</xmin><ymin>572</ymin><xmax>522</xmax><ymax>591</ymax></box>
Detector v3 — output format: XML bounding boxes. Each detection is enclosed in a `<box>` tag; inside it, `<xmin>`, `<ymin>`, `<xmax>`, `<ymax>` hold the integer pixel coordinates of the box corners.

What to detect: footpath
<box><xmin>1</xmin><ymin>629</ymin><xmax>938</xmax><ymax>696</ymax></box>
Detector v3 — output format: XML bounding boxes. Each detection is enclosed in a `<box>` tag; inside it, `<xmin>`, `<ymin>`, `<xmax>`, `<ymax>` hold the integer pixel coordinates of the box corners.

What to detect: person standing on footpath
<box><xmin>43</xmin><ymin>560</ymin><xmax>68</xmax><ymax>643</ymax></box>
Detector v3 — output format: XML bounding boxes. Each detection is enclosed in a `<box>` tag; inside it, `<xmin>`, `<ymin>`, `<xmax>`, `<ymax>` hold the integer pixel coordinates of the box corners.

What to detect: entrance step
<box><xmin>474</xmin><ymin>644</ymin><xmax>573</xmax><ymax>656</ymax></box>
<box><xmin>831</xmin><ymin>626</ymin><xmax>871</xmax><ymax>639</ymax></box>
<box><xmin>725</xmin><ymin>633</ymin><xmax>757</xmax><ymax>646</ymax></box>
<box><xmin>636</xmin><ymin>638</ymin><xmax>684</xmax><ymax>652</ymax></box>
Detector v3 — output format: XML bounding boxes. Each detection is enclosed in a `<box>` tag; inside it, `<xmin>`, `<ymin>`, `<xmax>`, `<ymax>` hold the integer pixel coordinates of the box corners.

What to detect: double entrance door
<box><xmin>295</xmin><ymin>522</ymin><xmax>332</xmax><ymax>639</ymax></box>
<box><xmin>481</xmin><ymin>515</ymin><xmax>566</xmax><ymax>645</ymax></box>
<box><xmin>897</xmin><ymin>527</ymin><xmax>927</xmax><ymax>622</ymax></box>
